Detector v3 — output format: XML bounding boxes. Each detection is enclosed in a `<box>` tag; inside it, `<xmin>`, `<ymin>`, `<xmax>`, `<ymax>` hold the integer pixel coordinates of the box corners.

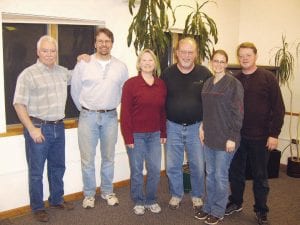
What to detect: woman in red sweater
<box><xmin>120</xmin><ymin>49</ymin><xmax>167</xmax><ymax>216</ymax></box>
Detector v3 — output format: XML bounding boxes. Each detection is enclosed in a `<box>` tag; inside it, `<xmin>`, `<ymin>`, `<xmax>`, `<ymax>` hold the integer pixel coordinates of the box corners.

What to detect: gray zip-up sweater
<box><xmin>202</xmin><ymin>74</ymin><xmax>244</xmax><ymax>150</ymax></box>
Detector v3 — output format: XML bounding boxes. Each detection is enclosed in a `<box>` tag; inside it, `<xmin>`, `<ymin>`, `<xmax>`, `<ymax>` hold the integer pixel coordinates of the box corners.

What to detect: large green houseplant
<box><xmin>273</xmin><ymin>35</ymin><xmax>300</xmax><ymax>178</ymax></box>
<box><xmin>127</xmin><ymin>0</ymin><xmax>174</xmax><ymax>58</ymax></box>
<box><xmin>127</xmin><ymin>0</ymin><xmax>218</xmax><ymax>65</ymax></box>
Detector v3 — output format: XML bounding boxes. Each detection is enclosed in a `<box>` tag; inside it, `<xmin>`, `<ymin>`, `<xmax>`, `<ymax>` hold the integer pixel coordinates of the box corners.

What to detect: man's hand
<box><xmin>29</xmin><ymin>127</ymin><xmax>45</xmax><ymax>143</ymax></box>
<box><xmin>266</xmin><ymin>136</ymin><xmax>278</xmax><ymax>151</ymax></box>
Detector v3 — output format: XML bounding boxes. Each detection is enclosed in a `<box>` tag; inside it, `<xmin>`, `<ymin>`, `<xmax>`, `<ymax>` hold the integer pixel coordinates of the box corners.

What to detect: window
<box><xmin>3</xmin><ymin>23</ymin><xmax>47</xmax><ymax>124</ymax></box>
<box><xmin>0</xmin><ymin>13</ymin><xmax>104</xmax><ymax>133</ymax></box>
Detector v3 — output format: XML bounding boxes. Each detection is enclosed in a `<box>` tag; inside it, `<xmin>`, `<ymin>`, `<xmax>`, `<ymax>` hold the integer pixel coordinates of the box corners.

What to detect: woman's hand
<box><xmin>226</xmin><ymin>140</ymin><xmax>236</xmax><ymax>152</ymax></box>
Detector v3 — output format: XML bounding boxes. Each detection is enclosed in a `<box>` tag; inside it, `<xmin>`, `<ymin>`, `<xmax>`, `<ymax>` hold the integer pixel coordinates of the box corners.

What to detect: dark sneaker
<box><xmin>50</xmin><ymin>201</ymin><xmax>75</xmax><ymax>210</ymax></box>
<box><xmin>194</xmin><ymin>209</ymin><xmax>209</xmax><ymax>220</ymax></box>
<box><xmin>256</xmin><ymin>212</ymin><xmax>269</xmax><ymax>225</ymax></box>
<box><xmin>225</xmin><ymin>202</ymin><xmax>243</xmax><ymax>216</ymax></box>
<box><xmin>33</xmin><ymin>210</ymin><xmax>49</xmax><ymax>222</ymax></box>
<box><xmin>205</xmin><ymin>215</ymin><xmax>224</xmax><ymax>225</ymax></box>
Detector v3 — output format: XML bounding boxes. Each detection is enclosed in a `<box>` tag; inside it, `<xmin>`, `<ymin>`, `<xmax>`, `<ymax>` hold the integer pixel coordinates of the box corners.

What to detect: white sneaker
<box><xmin>168</xmin><ymin>196</ymin><xmax>181</xmax><ymax>210</ymax></box>
<box><xmin>82</xmin><ymin>196</ymin><xmax>95</xmax><ymax>209</ymax></box>
<box><xmin>145</xmin><ymin>203</ymin><xmax>162</xmax><ymax>213</ymax></box>
<box><xmin>101</xmin><ymin>193</ymin><xmax>119</xmax><ymax>206</ymax></box>
<box><xmin>133</xmin><ymin>205</ymin><xmax>145</xmax><ymax>215</ymax></box>
<box><xmin>192</xmin><ymin>197</ymin><xmax>203</xmax><ymax>209</ymax></box>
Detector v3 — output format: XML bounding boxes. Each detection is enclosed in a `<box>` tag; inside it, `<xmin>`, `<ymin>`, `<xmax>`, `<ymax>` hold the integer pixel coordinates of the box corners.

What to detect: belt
<box><xmin>181</xmin><ymin>122</ymin><xmax>198</xmax><ymax>126</ymax></box>
<box><xmin>82</xmin><ymin>106</ymin><xmax>116</xmax><ymax>113</ymax></box>
<box><xmin>30</xmin><ymin>117</ymin><xmax>63</xmax><ymax>124</ymax></box>
<box><xmin>172</xmin><ymin>121</ymin><xmax>199</xmax><ymax>126</ymax></box>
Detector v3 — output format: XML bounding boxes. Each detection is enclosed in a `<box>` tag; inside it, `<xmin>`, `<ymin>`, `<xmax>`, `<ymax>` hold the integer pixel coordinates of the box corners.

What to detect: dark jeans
<box><xmin>229</xmin><ymin>137</ymin><xmax>270</xmax><ymax>213</ymax></box>
<box><xmin>24</xmin><ymin>122</ymin><xmax>66</xmax><ymax>212</ymax></box>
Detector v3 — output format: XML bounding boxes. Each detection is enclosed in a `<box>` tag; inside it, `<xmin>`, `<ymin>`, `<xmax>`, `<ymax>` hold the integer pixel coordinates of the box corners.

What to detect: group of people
<box><xmin>13</xmin><ymin>27</ymin><xmax>285</xmax><ymax>225</ymax></box>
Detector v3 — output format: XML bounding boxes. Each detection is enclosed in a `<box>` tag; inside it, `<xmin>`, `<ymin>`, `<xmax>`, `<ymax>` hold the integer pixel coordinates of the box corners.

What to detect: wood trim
<box><xmin>285</xmin><ymin>112</ymin><xmax>299</xmax><ymax>117</ymax></box>
<box><xmin>0</xmin><ymin>171</ymin><xmax>166</xmax><ymax>219</ymax></box>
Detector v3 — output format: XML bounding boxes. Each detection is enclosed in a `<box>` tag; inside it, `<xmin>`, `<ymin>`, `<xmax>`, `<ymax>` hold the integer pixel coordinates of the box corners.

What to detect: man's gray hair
<box><xmin>37</xmin><ymin>35</ymin><xmax>58</xmax><ymax>50</ymax></box>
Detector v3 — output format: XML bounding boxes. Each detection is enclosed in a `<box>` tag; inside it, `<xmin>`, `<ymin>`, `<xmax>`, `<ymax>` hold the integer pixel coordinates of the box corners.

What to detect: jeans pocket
<box><xmin>79</xmin><ymin>110</ymin><xmax>89</xmax><ymax>119</ymax></box>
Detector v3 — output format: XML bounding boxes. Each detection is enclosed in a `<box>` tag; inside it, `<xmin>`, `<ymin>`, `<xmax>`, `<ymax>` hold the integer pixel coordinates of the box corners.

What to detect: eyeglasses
<box><xmin>179</xmin><ymin>50</ymin><xmax>194</xmax><ymax>56</ymax></box>
<box><xmin>96</xmin><ymin>40</ymin><xmax>112</xmax><ymax>45</ymax></box>
<box><xmin>212</xmin><ymin>60</ymin><xmax>226</xmax><ymax>64</ymax></box>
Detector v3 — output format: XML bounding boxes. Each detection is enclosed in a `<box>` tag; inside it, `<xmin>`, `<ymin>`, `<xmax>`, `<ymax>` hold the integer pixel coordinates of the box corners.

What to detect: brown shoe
<box><xmin>34</xmin><ymin>210</ymin><xmax>49</xmax><ymax>222</ymax></box>
<box><xmin>50</xmin><ymin>201</ymin><xmax>75</xmax><ymax>210</ymax></box>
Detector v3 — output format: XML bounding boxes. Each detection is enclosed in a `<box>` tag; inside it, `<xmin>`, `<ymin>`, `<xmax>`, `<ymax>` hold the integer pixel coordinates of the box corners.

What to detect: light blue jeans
<box><xmin>78</xmin><ymin>109</ymin><xmax>118</xmax><ymax>197</ymax></box>
<box><xmin>203</xmin><ymin>145</ymin><xmax>235</xmax><ymax>218</ymax></box>
<box><xmin>127</xmin><ymin>131</ymin><xmax>161</xmax><ymax>205</ymax></box>
<box><xmin>166</xmin><ymin>120</ymin><xmax>205</xmax><ymax>199</ymax></box>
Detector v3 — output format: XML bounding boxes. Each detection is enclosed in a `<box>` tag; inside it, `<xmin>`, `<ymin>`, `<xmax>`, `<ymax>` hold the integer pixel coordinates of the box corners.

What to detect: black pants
<box><xmin>229</xmin><ymin>137</ymin><xmax>270</xmax><ymax>213</ymax></box>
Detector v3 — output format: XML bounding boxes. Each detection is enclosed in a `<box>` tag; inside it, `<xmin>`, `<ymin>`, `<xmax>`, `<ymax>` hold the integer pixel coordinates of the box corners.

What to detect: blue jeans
<box><xmin>127</xmin><ymin>131</ymin><xmax>161</xmax><ymax>205</ymax></box>
<box><xmin>166</xmin><ymin>120</ymin><xmax>205</xmax><ymax>199</ymax></box>
<box><xmin>203</xmin><ymin>145</ymin><xmax>235</xmax><ymax>218</ymax></box>
<box><xmin>229</xmin><ymin>138</ymin><xmax>270</xmax><ymax>213</ymax></box>
<box><xmin>78</xmin><ymin>109</ymin><xmax>118</xmax><ymax>197</ymax></box>
<box><xmin>24</xmin><ymin>122</ymin><xmax>65</xmax><ymax>212</ymax></box>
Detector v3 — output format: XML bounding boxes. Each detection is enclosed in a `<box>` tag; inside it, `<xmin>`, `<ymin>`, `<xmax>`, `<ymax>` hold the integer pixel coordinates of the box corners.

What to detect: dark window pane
<box><xmin>58</xmin><ymin>24</ymin><xmax>96</xmax><ymax>119</ymax></box>
<box><xmin>3</xmin><ymin>23</ymin><xmax>46</xmax><ymax>124</ymax></box>
<box><xmin>159</xmin><ymin>32</ymin><xmax>172</xmax><ymax>72</ymax></box>
<box><xmin>58</xmin><ymin>24</ymin><xmax>95</xmax><ymax>69</ymax></box>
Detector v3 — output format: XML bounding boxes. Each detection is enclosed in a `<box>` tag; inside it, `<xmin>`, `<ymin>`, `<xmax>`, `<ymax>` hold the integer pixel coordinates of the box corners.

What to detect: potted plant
<box><xmin>127</xmin><ymin>0</ymin><xmax>218</xmax><ymax>65</ymax></box>
<box><xmin>127</xmin><ymin>0</ymin><xmax>174</xmax><ymax>59</ymax></box>
<box><xmin>273</xmin><ymin>35</ymin><xmax>300</xmax><ymax>178</ymax></box>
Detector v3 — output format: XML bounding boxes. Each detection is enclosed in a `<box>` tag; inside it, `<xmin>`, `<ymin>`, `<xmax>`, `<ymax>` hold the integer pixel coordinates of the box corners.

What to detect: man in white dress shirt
<box><xmin>71</xmin><ymin>28</ymin><xmax>128</xmax><ymax>209</ymax></box>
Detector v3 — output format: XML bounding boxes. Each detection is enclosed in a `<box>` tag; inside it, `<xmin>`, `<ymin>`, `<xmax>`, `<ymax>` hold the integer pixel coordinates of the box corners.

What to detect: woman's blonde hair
<box><xmin>136</xmin><ymin>49</ymin><xmax>160</xmax><ymax>76</ymax></box>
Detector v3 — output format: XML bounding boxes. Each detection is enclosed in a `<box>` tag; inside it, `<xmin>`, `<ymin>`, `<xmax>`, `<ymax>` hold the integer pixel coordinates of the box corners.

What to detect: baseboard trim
<box><xmin>0</xmin><ymin>171</ymin><xmax>166</xmax><ymax>219</ymax></box>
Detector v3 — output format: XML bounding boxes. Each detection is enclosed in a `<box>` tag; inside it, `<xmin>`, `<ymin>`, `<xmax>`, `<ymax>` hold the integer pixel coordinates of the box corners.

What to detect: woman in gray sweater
<box><xmin>195</xmin><ymin>50</ymin><xmax>244</xmax><ymax>225</ymax></box>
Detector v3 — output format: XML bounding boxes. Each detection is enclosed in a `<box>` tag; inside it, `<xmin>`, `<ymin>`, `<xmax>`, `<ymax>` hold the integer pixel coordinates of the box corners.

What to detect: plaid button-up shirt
<box><xmin>13</xmin><ymin>60</ymin><xmax>71</xmax><ymax>121</ymax></box>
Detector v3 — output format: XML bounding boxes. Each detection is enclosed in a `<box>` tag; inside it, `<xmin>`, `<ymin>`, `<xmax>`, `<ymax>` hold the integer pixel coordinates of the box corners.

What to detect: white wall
<box><xmin>238</xmin><ymin>0</ymin><xmax>300</xmax><ymax>164</ymax></box>
<box><xmin>1</xmin><ymin>0</ymin><xmax>300</xmax><ymax>212</ymax></box>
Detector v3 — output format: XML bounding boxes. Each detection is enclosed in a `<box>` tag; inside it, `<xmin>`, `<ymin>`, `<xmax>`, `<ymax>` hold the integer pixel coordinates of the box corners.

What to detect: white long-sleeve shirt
<box><xmin>71</xmin><ymin>54</ymin><xmax>128</xmax><ymax>111</ymax></box>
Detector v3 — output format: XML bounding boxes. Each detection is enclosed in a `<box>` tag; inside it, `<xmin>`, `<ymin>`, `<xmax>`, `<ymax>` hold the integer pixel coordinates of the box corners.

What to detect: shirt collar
<box><xmin>36</xmin><ymin>59</ymin><xmax>57</xmax><ymax>72</ymax></box>
<box><xmin>137</xmin><ymin>73</ymin><xmax>159</xmax><ymax>86</ymax></box>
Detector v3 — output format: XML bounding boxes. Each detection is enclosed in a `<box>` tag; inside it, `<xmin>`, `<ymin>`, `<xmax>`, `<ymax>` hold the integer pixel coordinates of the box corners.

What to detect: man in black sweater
<box><xmin>161</xmin><ymin>37</ymin><xmax>211</xmax><ymax>212</ymax></box>
<box><xmin>225</xmin><ymin>42</ymin><xmax>285</xmax><ymax>225</ymax></box>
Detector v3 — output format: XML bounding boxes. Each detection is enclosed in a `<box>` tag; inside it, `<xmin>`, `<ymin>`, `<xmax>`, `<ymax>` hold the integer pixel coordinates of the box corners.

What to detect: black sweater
<box><xmin>236</xmin><ymin>68</ymin><xmax>285</xmax><ymax>139</ymax></box>
<box><xmin>161</xmin><ymin>64</ymin><xmax>212</xmax><ymax>124</ymax></box>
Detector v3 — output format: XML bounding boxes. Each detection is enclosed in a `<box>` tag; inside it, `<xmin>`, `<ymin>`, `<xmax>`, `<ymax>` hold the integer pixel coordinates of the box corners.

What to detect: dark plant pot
<box><xmin>182</xmin><ymin>164</ymin><xmax>191</xmax><ymax>193</ymax></box>
<box><xmin>287</xmin><ymin>157</ymin><xmax>300</xmax><ymax>178</ymax></box>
